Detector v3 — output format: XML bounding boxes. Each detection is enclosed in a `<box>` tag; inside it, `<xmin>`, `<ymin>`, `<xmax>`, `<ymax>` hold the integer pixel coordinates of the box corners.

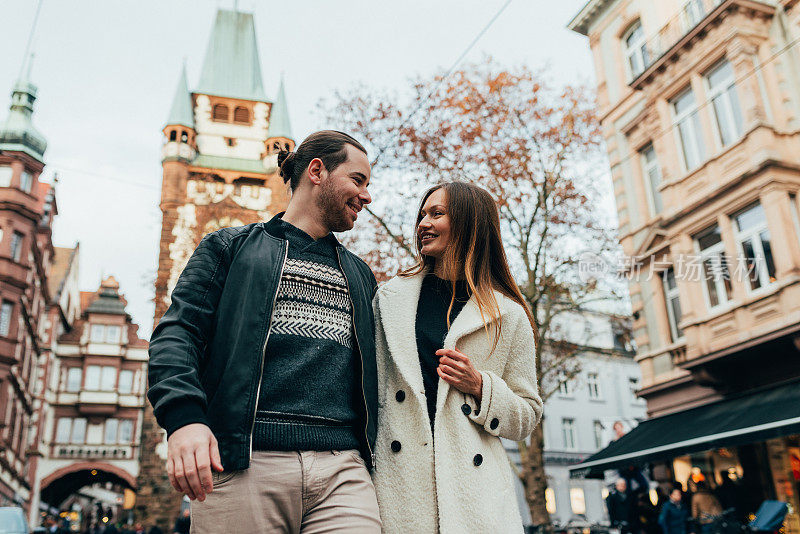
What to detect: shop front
<box><xmin>569</xmin><ymin>379</ymin><xmax>800</xmax><ymax>532</ymax></box>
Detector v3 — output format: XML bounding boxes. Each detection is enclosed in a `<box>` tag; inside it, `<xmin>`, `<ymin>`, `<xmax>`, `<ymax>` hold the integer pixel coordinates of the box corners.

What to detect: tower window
<box><xmin>233</xmin><ymin>106</ymin><xmax>250</xmax><ymax>124</ymax></box>
<box><xmin>226</xmin><ymin>137</ymin><xmax>237</xmax><ymax>147</ymax></box>
<box><xmin>213</xmin><ymin>104</ymin><xmax>229</xmax><ymax>121</ymax></box>
<box><xmin>180</xmin><ymin>131</ymin><xmax>189</xmax><ymax>143</ymax></box>
<box><xmin>169</xmin><ymin>130</ymin><xmax>177</xmax><ymax>142</ymax></box>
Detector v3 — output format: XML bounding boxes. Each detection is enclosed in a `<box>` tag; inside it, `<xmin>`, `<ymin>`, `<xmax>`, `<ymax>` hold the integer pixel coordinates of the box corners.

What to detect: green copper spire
<box><xmin>166</xmin><ymin>63</ymin><xmax>194</xmax><ymax>129</ymax></box>
<box><xmin>267</xmin><ymin>76</ymin><xmax>292</xmax><ymax>139</ymax></box>
<box><xmin>0</xmin><ymin>54</ymin><xmax>47</xmax><ymax>162</ymax></box>
<box><xmin>196</xmin><ymin>9</ymin><xmax>266</xmax><ymax>102</ymax></box>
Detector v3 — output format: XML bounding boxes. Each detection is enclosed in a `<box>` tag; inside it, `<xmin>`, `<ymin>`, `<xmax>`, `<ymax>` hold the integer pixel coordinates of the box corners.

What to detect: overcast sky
<box><xmin>0</xmin><ymin>0</ymin><xmax>595</xmax><ymax>337</ymax></box>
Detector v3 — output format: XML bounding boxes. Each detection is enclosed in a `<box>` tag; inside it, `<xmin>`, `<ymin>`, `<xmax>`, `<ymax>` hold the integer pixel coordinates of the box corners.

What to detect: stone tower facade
<box><xmin>136</xmin><ymin>8</ymin><xmax>294</xmax><ymax>529</ymax></box>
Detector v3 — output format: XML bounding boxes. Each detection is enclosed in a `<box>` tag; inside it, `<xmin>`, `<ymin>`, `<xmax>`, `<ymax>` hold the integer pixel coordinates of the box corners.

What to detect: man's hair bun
<box><xmin>277</xmin><ymin>149</ymin><xmax>296</xmax><ymax>184</ymax></box>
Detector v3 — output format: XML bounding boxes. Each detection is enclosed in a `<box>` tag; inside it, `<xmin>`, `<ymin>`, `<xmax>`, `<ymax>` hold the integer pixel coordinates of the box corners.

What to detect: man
<box><xmin>658</xmin><ymin>488</ymin><xmax>689</xmax><ymax>534</ymax></box>
<box><xmin>148</xmin><ymin>130</ymin><xmax>380</xmax><ymax>532</ymax></box>
<box><xmin>607</xmin><ymin>478</ymin><xmax>633</xmax><ymax>533</ymax></box>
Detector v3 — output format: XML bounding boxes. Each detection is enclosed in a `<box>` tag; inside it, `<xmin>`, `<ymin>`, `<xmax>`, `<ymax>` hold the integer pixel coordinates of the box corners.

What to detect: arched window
<box><xmin>169</xmin><ymin>130</ymin><xmax>177</xmax><ymax>142</ymax></box>
<box><xmin>624</xmin><ymin>21</ymin><xmax>649</xmax><ymax>78</ymax></box>
<box><xmin>233</xmin><ymin>106</ymin><xmax>250</xmax><ymax>123</ymax></box>
<box><xmin>212</xmin><ymin>104</ymin><xmax>229</xmax><ymax>121</ymax></box>
<box><xmin>180</xmin><ymin>131</ymin><xmax>188</xmax><ymax>143</ymax></box>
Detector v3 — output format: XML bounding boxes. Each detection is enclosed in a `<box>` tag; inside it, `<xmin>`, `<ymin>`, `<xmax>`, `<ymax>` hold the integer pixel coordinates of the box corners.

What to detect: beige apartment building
<box><xmin>568</xmin><ymin>0</ymin><xmax>800</xmax><ymax>524</ymax></box>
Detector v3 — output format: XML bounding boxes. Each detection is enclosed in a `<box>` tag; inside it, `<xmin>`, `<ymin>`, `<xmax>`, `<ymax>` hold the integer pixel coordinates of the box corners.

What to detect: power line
<box><xmin>370</xmin><ymin>0</ymin><xmax>515</xmax><ymax>167</ymax></box>
<box><xmin>47</xmin><ymin>162</ymin><xmax>160</xmax><ymax>191</ymax></box>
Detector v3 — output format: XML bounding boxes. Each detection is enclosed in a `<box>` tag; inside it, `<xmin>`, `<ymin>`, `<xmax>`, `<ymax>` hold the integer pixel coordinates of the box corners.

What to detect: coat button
<box><xmin>461</xmin><ymin>403</ymin><xmax>472</xmax><ymax>416</ymax></box>
<box><xmin>395</xmin><ymin>390</ymin><xmax>405</xmax><ymax>402</ymax></box>
<box><xmin>490</xmin><ymin>418</ymin><xmax>499</xmax><ymax>430</ymax></box>
<box><xmin>473</xmin><ymin>454</ymin><xmax>483</xmax><ymax>466</ymax></box>
<box><xmin>391</xmin><ymin>440</ymin><xmax>401</xmax><ymax>453</ymax></box>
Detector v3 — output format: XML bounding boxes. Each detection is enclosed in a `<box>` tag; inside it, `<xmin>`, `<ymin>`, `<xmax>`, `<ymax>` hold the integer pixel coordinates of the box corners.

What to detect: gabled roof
<box><xmin>196</xmin><ymin>9</ymin><xmax>266</xmax><ymax>102</ymax></box>
<box><xmin>267</xmin><ymin>76</ymin><xmax>293</xmax><ymax>140</ymax></box>
<box><xmin>166</xmin><ymin>64</ymin><xmax>194</xmax><ymax>129</ymax></box>
<box><xmin>85</xmin><ymin>276</ymin><xmax>126</xmax><ymax>316</ymax></box>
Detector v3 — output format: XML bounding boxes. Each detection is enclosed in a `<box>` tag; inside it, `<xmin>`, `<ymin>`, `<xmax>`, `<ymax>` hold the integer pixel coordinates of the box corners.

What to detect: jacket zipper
<box><xmin>249</xmin><ymin>240</ymin><xmax>289</xmax><ymax>460</ymax></box>
<box><xmin>336</xmin><ymin>248</ymin><xmax>375</xmax><ymax>467</ymax></box>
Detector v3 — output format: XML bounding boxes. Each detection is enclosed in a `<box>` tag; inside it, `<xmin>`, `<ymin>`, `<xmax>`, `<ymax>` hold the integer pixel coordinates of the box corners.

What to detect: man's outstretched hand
<box><xmin>167</xmin><ymin>423</ymin><xmax>224</xmax><ymax>501</ymax></box>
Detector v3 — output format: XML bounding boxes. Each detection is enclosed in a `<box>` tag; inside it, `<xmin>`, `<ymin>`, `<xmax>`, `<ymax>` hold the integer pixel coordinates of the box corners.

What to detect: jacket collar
<box><xmin>263</xmin><ymin>212</ymin><xmax>342</xmax><ymax>248</ymax></box>
<box><xmin>377</xmin><ymin>270</ymin><xmax>514</xmax><ymax>405</ymax></box>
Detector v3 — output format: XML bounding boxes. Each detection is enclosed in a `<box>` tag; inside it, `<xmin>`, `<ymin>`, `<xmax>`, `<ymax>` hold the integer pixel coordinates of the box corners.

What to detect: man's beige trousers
<box><xmin>190</xmin><ymin>450</ymin><xmax>381</xmax><ymax>533</ymax></box>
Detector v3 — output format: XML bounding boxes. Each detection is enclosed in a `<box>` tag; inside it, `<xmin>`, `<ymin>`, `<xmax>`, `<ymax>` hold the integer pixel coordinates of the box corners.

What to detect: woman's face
<box><xmin>418</xmin><ymin>188</ymin><xmax>451</xmax><ymax>260</ymax></box>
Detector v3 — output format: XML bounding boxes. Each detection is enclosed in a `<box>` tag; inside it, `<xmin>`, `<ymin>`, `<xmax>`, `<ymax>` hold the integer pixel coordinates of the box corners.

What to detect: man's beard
<box><xmin>317</xmin><ymin>180</ymin><xmax>354</xmax><ymax>233</ymax></box>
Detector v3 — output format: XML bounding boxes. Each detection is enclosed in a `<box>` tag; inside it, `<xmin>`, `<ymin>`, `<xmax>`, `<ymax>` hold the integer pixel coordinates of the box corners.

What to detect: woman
<box><xmin>691</xmin><ymin>481</ymin><xmax>723</xmax><ymax>533</ymax></box>
<box><xmin>372</xmin><ymin>182</ymin><xmax>543</xmax><ymax>533</ymax></box>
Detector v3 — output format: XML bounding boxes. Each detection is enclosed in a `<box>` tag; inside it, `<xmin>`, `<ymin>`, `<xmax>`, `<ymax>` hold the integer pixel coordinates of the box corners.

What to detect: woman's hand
<box><xmin>436</xmin><ymin>348</ymin><xmax>483</xmax><ymax>401</ymax></box>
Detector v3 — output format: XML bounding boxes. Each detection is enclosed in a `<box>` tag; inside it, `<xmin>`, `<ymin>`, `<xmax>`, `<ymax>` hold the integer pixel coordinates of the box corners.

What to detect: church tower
<box><xmin>137</xmin><ymin>9</ymin><xmax>295</xmax><ymax>528</ymax></box>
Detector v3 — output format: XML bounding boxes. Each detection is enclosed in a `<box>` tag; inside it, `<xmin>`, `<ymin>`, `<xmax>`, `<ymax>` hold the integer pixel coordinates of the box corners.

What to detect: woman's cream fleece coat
<box><xmin>372</xmin><ymin>272</ymin><xmax>543</xmax><ymax>533</ymax></box>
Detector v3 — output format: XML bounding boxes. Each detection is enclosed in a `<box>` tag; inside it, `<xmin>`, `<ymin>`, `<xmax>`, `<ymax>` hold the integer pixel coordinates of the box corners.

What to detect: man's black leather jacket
<box><xmin>147</xmin><ymin>214</ymin><xmax>378</xmax><ymax>470</ymax></box>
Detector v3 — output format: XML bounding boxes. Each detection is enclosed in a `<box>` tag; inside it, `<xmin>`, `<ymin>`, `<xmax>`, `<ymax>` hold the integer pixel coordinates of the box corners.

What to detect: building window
<box><xmin>105</xmin><ymin>418</ymin><xmax>119</xmax><ymax>444</ymax></box>
<box><xmin>629</xmin><ymin>377</ymin><xmax>640</xmax><ymax>400</ymax></box>
<box><xmin>0</xmin><ymin>301</ymin><xmax>13</xmax><ymax>337</ymax></box>
<box><xmin>212</xmin><ymin>104</ymin><xmax>229</xmax><ymax>121</ymax></box>
<box><xmin>118</xmin><ymin>370</ymin><xmax>134</xmax><ymax>394</ymax></box>
<box><xmin>119</xmin><ymin>419</ymin><xmax>134</xmax><ymax>443</ymax></box>
<box><xmin>639</xmin><ymin>143</ymin><xmax>663</xmax><ymax>215</ymax></box>
<box><xmin>734</xmin><ymin>202</ymin><xmax>776</xmax><ymax>291</ymax></box>
<box><xmin>233</xmin><ymin>106</ymin><xmax>250</xmax><ymax>123</ymax></box>
<box><xmin>10</xmin><ymin>231</ymin><xmax>24</xmax><ymax>262</ymax></box>
<box><xmin>593</xmin><ymin>420</ymin><xmax>604</xmax><ymax>449</ymax></box>
<box><xmin>72</xmin><ymin>418</ymin><xmax>87</xmax><ymax>443</ymax></box>
<box><xmin>101</xmin><ymin>366</ymin><xmax>117</xmax><ymax>391</ymax></box>
<box><xmin>55</xmin><ymin>418</ymin><xmax>72</xmax><ymax>443</ymax></box>
<box><xmin>55</xmin><ymin>418</ymin><xmax>86</xmax><ymax>443</ymax></box>
<box><xmin>180</xmin><ymin>131</ymin><xmax>189</xmax><ymax>143</ymax></box>
<box><xmin>19</xmin><ymin>171</ymin><xmax>32</xmax><ymax>193</ymax></box>
<box><xmin>682</xmin><ymin>0</ymin><xmax>706</xmax><ymax>29</ymax></box>
<box><xmin>562</xmin><ymin>418</ymin><xmax>577</xmax><ymax>450</ymax></box>
<box><xmin>168</xmin><ymin>130</ymin><xmax>177</xmax><ymax>142</ymax></box>
<box><xmin>661</xmin><ymin>267</ymin><xmax>684</xmax><ymax>341</ymax></box>
<box><xmin>624</xmin><ymin>21</ymin><xmax>649</xmax><ymax>78</ymax></box>
<box><xmin>570</xmin><ymin>487</ymin><xmax>587</xmax><ymax>514</ymax></box>
<box><xmin>90</xmin><ymin>324</ymin><xmax>121</xmax><ymax>344</ymax></box>
<box><xmin>696</xmin><ymin>224</ymin><xmax>733</xmax><ymax>308</ymax></box>
<box><xmin>66</xmin><ymin>367</ymin><xmax>82</xmax><ymax>392</ymax></box>
<box><xmin>225</xmin><ymin>137</ymin><xmax>237</xmax><ymax>147</ymax></box>
<box><xmin>0</xmin><ymin>166</ymin><xmax>12</xmax><ymax>187</ymax></box>
<box><xmin>558</xmin><ymin>374</ymin><xmax>573</xmax><ymax>397</ymax></box>
<box><xmin>85</xmin><ymin>365</ymin><xmax>101</xmax><ymax>390</ymax></box>
<box><xmin>587</xmin><ymin>372</ymin><xmax>601</xmax><ymax>399</ymax></box>
<box><xmin>706</xmin><ymin>59</ymin><xmax>744</xmax><ymax>147</ymax></box>
<box><xmin>545</xmin><ymin>487</ymin><xmax>557</xmax><ymax>514</ymax></box>
<box><xmin>672</xmin><ymin>88</ymin><xmax>706</xmax><ymax>171</ymax></box>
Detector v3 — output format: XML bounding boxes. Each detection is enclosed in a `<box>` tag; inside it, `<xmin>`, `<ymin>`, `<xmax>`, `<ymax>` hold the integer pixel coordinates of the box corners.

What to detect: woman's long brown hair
<box><xmin>400</xmin><ymin>182</ymin><xmax>538</xmax><ymax>352</ymax></box>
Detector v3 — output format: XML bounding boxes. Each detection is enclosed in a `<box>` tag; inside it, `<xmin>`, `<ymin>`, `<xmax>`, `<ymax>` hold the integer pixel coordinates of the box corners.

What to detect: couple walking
<box><xmin>147</xmin><ymin>130</ymin><xmax>543</xmax><ymax>533</ymax></box>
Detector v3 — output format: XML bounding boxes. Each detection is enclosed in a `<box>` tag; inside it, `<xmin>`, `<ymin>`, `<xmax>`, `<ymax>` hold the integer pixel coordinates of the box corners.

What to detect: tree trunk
<box><xmin>520</xmin><ymin>423</ymin><xmax>551</xmax><ymax>529</ymax></box>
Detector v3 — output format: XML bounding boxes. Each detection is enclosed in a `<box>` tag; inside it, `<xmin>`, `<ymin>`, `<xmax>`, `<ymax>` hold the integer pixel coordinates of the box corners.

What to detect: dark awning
<box><xmin>570</xmin><ymin>379</ymin><xmax>800</xmax><ymax>478</ymax></box>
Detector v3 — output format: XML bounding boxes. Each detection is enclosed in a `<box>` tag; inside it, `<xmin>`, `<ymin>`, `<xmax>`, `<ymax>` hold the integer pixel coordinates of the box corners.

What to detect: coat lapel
<box><xmin>377</xmin><ymin>273</ymin><xmax>426</xmax><ymax>393</ymax></box>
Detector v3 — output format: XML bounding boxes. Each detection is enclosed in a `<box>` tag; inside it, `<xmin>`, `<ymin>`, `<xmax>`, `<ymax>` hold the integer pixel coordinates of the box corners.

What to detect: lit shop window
<box><xmin>570</xmin><ymin>487</ymin><xmax>586</xmax><ymax>514</ymax></box>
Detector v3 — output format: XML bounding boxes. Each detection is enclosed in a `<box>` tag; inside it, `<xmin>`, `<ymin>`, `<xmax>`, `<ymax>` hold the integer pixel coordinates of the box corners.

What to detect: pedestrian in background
<box><xmin>172</xmin><ymin>509</ymin><xmax>189</xmax><ymax>534</ymax></box>
<box><xmin>607</xmin><ymin>479</ymin><xmax>633</xmax><ymax>533</ymax></box>
<box><xmin>692</xmin><ymin>481</ymin><xmax>723</xmax><ymax>533</ymax></box>
<box><xmin>659</xmin><ymin>488</ymin><xmax>689</xmax><ymax>534</ymax></box>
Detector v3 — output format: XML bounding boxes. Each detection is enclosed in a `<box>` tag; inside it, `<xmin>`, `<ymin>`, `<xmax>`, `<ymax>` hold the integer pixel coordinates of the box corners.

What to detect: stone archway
<box><xmin>40</xmin><ymin>461</ymin><xmax>137</xmax><ymax>508</ymax></box>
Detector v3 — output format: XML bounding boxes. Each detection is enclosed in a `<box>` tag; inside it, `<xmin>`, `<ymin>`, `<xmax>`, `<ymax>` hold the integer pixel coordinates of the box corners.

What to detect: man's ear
<box><xmin>307</xmin><ymin>157</ymin><xmax>325</xmax><ymax>185</ymax></box>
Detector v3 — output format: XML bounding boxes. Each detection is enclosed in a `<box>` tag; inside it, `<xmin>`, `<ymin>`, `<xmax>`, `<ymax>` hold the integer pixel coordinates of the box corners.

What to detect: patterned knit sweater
<box><xmin>252</xmin><ymin>219</ymin><xmax>360</xmax><ymax>452</ymax></box>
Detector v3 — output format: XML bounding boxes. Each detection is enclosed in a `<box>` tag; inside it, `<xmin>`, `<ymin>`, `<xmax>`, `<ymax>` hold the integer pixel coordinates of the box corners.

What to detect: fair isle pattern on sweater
<box><xmin>271</xmin><ymin>258</ymin><xmax>353</xmax><ymax>349</ymax></box>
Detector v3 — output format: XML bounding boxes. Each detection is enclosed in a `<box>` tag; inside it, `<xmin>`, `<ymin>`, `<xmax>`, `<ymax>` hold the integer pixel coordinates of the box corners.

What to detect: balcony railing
<box><xmin>632</xmin><ymin>0</ymin><xmax>725</xmax><ymax>81</ymax></box>
<box><xmin>53</xmin><ymin>444</ymin><xmax>133</xmax><ymax>459</ymax></box>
